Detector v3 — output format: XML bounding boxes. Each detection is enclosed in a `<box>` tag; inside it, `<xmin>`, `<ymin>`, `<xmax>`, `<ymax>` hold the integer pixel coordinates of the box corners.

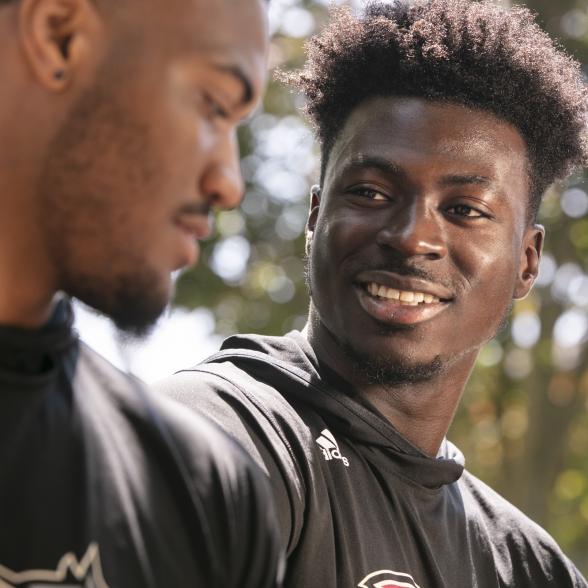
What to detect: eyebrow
<box><xmin>214</xmin><ymin>64</ymin><xmax>254</xmax><ymax>107</ymax></box>
<box><xmin>342</xmin><ymin>155</ymin><xmax>405</xmax><ymax>178</ymax></box>
<box><xmin>341</xmin><ymin>155</ymin><xmax>493</xmax><ymax>188</ymax></box>
<box><xmin>438</xmin><ymin>174</ymin><xmax>492</xmax><ymax>187</ymax></box>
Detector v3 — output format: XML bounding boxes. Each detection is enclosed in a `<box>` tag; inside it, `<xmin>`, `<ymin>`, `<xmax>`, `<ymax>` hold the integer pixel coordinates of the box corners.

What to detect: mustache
<box><xmin>346</xmin><ymin>257</ymin><xmax>455</xmax><ymax>291</ymax></box>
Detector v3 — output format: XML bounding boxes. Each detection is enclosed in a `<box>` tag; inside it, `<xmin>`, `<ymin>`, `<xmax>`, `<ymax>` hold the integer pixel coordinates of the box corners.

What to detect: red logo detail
<box><xmin>358</xmin><ymin>569</ymin><xmax>421</xmax><ymax>588</ymax></box>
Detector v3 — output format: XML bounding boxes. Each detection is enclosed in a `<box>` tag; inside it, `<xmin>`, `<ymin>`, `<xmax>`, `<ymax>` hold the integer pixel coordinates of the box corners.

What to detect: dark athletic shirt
<box><xmin>157</xmin><ymin>330</ymin><xmax>588</xmax><ymax>588</ymax></box>
<box><xmin>0</xmin><ymin>301</ymin><xmax>282</xmax><ymax>588</ymax></box>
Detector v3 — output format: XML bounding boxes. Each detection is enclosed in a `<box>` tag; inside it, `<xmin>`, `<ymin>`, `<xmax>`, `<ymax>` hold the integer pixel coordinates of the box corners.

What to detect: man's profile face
<box><xmin>39</xmin><ymin>0</ymin><xmax>267</xmax><ymax>334</ymax></box>
<box><xmin>307</xmin><ymin>96</ymin><xmax>540</xmax><ymax>382</ymax></box>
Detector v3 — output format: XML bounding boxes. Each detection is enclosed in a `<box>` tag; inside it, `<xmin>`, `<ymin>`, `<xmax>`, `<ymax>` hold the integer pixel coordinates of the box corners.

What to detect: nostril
<box><xmin>425</xmin><ymin>251</ymin><xmax>443</xmax><ymax>261</ymax></box>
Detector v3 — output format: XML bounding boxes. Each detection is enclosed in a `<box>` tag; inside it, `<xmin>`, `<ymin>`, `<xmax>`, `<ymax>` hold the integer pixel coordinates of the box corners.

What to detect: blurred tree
<box><xmin>174</xmin><ymin>0</ymin><xmax>588</xmax><ymax>573</ymax></box>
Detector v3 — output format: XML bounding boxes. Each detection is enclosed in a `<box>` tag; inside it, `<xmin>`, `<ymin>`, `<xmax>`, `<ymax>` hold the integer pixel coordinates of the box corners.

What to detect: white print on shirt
<box><xmin>315</xmin><ymin>429</ymin><xmax>350</xmax><ymax>467</ymax></box>
<box><xmin>358</xmin><ymin>569</ymin><xmax>421</xmax><ymax>588</ymax></box>
<box><xmin>0</xmin><ymin>543</ymin><xmax>109</xmax><ymax>588</ymax></box>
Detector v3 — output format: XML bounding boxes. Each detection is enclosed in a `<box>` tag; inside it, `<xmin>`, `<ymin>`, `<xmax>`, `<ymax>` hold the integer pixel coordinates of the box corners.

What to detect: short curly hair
<box><xmin>283</xmin><ymin>0</ymin><xmax>588</xmax><ymax>221</ymax></box>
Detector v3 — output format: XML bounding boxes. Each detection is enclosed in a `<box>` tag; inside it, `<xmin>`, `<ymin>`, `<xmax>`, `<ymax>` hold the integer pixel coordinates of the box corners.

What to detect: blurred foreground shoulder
<box><xmin>79</xmin><ymin>344</ymin><xmax>284</xmax><ymax>588</ymax></box>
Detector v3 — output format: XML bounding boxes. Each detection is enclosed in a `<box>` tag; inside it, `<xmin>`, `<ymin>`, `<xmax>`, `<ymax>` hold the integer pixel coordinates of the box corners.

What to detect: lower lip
<box><xmin>175</xmin><ymin>225</ymin><xmax>200</xmax><ymax>268</ymax></box>
<box><xmin>355</xmin><ymin>285</ymin><xmax>449</xmax><ymax>326</ymax></box>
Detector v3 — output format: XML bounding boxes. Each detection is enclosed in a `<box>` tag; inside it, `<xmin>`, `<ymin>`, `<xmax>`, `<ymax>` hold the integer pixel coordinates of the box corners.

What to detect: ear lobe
<box><xmin>513</xmin><ymin>224</ymin><xmax>545</xmax><ymax>300</ymax></box>
<box><xmin>19</xmin><ymin>0</ymin><xmax>101</xmax><ymax>92</ymax></box>
<box><xmin>305</xmin><ymin>185</ymin><xmax>322</xmax><ymax>256</ymax></box>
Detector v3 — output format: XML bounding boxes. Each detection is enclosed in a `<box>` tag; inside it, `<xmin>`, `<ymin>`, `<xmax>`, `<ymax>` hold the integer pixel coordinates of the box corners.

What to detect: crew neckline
<box><xmin>0</xmin><ymin>298</ymin><xmax>78</xmax><ymax>384</ymax></box>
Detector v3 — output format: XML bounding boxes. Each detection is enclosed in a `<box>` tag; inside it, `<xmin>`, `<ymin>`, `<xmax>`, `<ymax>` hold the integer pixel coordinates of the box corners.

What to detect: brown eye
<box><xmin>447</xmin><ymin>204</ymin><xmax>485</xmax><ymax>218</ymax></box>
<box><xmin>350</xmin><ymin>187</ymin><xmax>389</xmax><ymax>201</ymax></box>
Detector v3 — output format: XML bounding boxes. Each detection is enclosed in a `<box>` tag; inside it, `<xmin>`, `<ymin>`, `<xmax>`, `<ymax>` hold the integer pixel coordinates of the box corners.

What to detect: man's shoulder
<box><xmin>459</xmin><ymin>469</ymin><xmax>541</xmax><ymax>528</ymax></box>
<box><xmin>156</xmin><ymin>346</ymin><xmax>318</xmax><ymax>465</ymax></box>
<box><xmin>77</xmin><ymin>342</ymin><xmax>257</xmax><ymax>462</ymax></box>
<box><xmin>459</xmin><ymin>469</ymin><xmax>586</xmax><ymax>584</ymax></box>
<box><xmin>156</xmin><ymin>331</ymin><xmax>314</xmax><ymax>437</ymax></box>
<box><xmin>72</xmin><ymin>345</ymin><xmax>282</xmax><ymax>587</ymax></box>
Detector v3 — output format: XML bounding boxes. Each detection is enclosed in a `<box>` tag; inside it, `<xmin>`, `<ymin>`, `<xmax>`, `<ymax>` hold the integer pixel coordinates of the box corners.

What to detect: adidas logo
<box><xmin>316</xmin><ymin>429</ymin><xmax>349</xmax><ymax>467</ymax></box>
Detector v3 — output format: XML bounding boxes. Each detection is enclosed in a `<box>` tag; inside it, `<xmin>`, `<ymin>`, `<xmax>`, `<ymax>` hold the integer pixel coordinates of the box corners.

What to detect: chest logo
<box><xmin>358</xmin><ymin>569</ymin><xmax>421</xmax><ymax>588</ymax></box>
<box><xmin>316</xmin><ymin>428</ymin><xmax>349</xmax><ymax>467</ymax></box>
<box><xmin>0</xmin><ymin>543</ymin><xmax>109</xmax><ymax>587</ymax></box>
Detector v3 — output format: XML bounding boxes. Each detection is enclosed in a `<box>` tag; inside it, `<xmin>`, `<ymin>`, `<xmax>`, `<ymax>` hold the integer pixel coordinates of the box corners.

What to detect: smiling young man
<box><xmin>157</xmin><ymin>0</ymin><xmax>588</xmax><ymax>586</ymax></box>
<box><xmin>0</xmin><ymin>0</ymin><xmax>283</xmax><ymax>586</ymax></box>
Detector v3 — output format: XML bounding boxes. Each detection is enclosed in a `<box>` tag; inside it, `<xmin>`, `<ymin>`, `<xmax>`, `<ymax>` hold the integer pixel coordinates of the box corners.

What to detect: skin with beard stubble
<box><xmin>39</xmin><ymin>68</ymin><xmax>172</xmax><ymax>336</ymax></box>
<box><xmin>305</xmin><ymin>256</ymin><xmax>445</xmax><ymax>385</ymax></box>
<box><xmin>305</xmin><ymin>97</ymin><xmax>543</xmax><ymax>455</ymax></box>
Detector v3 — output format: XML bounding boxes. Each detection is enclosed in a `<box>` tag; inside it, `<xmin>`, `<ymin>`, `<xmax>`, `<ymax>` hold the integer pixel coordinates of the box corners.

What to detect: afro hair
<box><xmin>283</xmin><ymin>0</ymin><xmax>588</xmax><ymax>220</ymax></box>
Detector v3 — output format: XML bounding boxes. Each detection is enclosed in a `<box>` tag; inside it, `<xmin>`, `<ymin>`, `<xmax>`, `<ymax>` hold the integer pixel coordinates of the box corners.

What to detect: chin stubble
<box><xmin>340</xmin><ymin>334</ymin><xmax>444</xmax><ymax>386</ymax></box>
<box><xmin>305</xmin><ymin>254</ymin><xmax>444</xmax><ymax>385</ymax></box>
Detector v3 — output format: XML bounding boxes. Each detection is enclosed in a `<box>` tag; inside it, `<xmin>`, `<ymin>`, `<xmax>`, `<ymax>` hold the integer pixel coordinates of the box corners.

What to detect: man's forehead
<box><xmin>327</xmin><ymin>96</ymin><xmax>529</xmax><ymax>178</ymax></box>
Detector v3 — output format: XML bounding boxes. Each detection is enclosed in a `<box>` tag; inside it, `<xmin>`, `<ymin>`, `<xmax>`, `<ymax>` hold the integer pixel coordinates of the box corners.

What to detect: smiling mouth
<box><xmin>355</xmin><ymin>278</ymin><xmax>452</xmax><ymax>326</ymax></box>
<box><xmin>361</xmin><ymin>281</ymin><xmax>452</xmax><ymax>305</ymax></box>
<box><xmin>363</xmin><ymin>281</ymin><xmax>442</xmax><ymax>305</ymax></box>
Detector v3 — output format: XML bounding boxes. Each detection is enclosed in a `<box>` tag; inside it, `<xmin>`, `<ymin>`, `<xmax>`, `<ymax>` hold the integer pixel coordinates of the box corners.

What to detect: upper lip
<box><xmin>174</xmin><ymin>212</ymin><xmax>211</xmax><ymax>240</ymax></box>
<box><xmin>354</xmin><ymin>270</ymin><xmax>454</xmax><ymax>301</ymax></box>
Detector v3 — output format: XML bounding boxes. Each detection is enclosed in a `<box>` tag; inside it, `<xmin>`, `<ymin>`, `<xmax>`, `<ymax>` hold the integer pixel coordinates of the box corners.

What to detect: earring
<box><xmin>53</xmin><ymin>69</ymin><xmax>66</xmax><ymax>81</ymax></box>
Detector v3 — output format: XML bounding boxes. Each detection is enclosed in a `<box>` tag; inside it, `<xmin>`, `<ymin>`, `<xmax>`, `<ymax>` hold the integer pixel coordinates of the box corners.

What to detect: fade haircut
<box><xmin>283</xmin><ymin>0</ymin><xmax>588</xmax><ymax>221</ymax></box>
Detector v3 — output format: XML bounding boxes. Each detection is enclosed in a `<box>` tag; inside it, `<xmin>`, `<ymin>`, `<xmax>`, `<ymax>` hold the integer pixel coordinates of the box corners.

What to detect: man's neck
<box><xmin>305</xmin><ymin>312</ymin><xmax>477</xmax><ymax>457</ymax></box>
<box><xmin>356</xmin><ymin>371</ymin><xmax>473</xmax><ymax>456</ymax></box>
<box><xmin>0</xmin><ymin>273</ymin><xmax>58</xmax><ymax>328</ymax></box>
<box><xmin>0</xmin><ymin>123</ymin><xmax>58</xmax><ymax>326</ymax></box>
<box><xmin>0</xmin><ymin>194</ymin><xmax>58</xmax><ymax>328</ymax></box>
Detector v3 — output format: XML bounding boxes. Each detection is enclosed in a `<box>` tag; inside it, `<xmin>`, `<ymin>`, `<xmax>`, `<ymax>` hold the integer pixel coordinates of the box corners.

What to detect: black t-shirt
<box><xmin>0</xmin><ymin>302</ymin><xmax>282</xmax><ymax>588</ymax></box>
<box><xmin>157</xmin><ymin>330</ymin><xmax>588</xmax><ymax>588</ymax></box>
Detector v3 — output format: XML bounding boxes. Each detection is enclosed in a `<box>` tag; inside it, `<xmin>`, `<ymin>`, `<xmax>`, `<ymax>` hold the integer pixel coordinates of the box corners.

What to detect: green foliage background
<box><xmin>175</xmin><ymin>0</ymin><xmax>588</xmax><ymax>572</ymax></box>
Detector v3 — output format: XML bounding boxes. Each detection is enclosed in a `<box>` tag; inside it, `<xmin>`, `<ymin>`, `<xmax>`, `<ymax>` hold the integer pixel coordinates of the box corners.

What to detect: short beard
<box><xmin>305</xmin><ymin>248</ymin><xmax>515</xmax><ymax>387</ymax></box>
<box><xmin>68</xmin><ymin>269</ymin><xmax>168</xmax><ymax>338</ymax></box>
<box><xmin>340</xmin><ymin>330</ymin><xmax>444</xmax><ymax>386</ymax></box>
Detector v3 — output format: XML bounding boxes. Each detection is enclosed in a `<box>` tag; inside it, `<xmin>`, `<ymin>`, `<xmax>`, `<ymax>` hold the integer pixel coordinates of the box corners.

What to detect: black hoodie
<box><xmin>160</xmin><ymin>330</ymin><xmax>587</xmax><ymax>588</ymax></box>
<box><xmin>0</xmin><ymin>302</ymin><xmax>282</xmax><ymax>588</ymax></box>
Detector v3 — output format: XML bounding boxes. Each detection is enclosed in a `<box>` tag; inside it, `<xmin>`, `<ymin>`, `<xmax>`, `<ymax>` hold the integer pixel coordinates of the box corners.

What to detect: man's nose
<box><xmin>376</xmin><ymin>198</ymin><xmax>447</xmax><ymax>260</ymax></box>
<box><xmin>200</xmin><ymin>133</ymin><xmax>244</xmax><ymax>211</ymax></box>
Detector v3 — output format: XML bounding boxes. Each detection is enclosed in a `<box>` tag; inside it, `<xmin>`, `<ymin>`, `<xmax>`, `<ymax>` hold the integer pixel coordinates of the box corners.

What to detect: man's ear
<box><xmin>513</xmin><ymin>224</ymin><xmax>545</xmax><ymax>300</ymax></box>
<box><xmin>19</xmin><ymin>0</ymin><xmax>103</xmax><ymax>92</ymax></box>
<box><xmin>305</xmin><ymin>184</ymin><xmax>321</xmax><ymax>257</ymax></box>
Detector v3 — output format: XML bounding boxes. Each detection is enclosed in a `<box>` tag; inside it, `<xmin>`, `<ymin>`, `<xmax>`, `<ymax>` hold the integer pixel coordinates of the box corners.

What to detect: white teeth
<box><xmin>365</xmin><ymin>282</ymin><xmax>440</xmax><ymax>305</ymax></box>
<box><xmin>399</xmin><ymin>291</ymin><xmax>415</xmax><ymax>302</ymax></box>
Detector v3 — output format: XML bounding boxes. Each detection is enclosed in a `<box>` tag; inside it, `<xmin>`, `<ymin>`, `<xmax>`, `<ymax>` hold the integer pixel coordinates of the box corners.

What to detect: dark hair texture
<box><xmin>283</xmin><ymin>0</ymin><xmax>588</xmax><ymax>220</ymax></box>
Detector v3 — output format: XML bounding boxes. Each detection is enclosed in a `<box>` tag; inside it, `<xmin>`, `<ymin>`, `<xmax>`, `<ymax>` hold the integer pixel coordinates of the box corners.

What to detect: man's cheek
<box><xmin>325</xmin><ymin>214</ymin><xmax>372</xmax><ymax>253</ymax></box>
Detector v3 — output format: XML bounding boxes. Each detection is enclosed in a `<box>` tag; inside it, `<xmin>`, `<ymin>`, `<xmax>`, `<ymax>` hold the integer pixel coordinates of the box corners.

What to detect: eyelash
<box><xmin>445</xmin><ymin>203</ymin><xmax>487</xmax><ymax>219</ymax></box>
<box><xmin>203</xmin><ymin>93</ymin><xmax>230</xmax><ymax>120</ymax></box>
<box><xmin>350</xmin><ymin>187</ymin><xmax>390</xmax><ymax>201</ymax></box>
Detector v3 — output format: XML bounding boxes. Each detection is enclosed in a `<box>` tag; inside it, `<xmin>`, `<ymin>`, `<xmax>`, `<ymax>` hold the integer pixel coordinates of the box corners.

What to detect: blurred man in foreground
<box><xmin>158</xmin><ymin>1</ymin><xmax>588</xmax><ymax>586</ymax></box>
<box><xmin>0</xmin><ymin>0</ymin><xmax>281</xmax><ymax>586</ymax></box>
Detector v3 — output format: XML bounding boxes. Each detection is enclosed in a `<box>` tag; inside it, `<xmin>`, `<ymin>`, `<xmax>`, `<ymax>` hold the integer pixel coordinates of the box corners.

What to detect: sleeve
<box><xmin>154</xmin><ymin>365</ymin><xmax>307</xmax><ymax>557</ymax></box>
